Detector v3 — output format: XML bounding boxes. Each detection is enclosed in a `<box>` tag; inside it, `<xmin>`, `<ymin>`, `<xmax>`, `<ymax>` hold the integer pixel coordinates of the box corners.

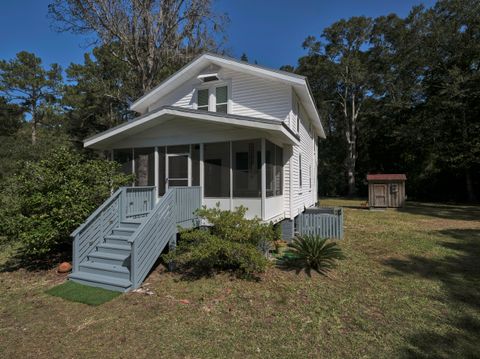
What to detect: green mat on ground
<box><xmin>45</xmin><ymin>281</ymin><xmax>121</xmax><ymax>306</ymax></box>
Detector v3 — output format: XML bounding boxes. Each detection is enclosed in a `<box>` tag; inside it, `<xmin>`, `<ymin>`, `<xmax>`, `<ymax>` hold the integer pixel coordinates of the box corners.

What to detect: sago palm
<box><xmin>281</xmin><ymin>235</ymin><xmax>345</xmax><ymax>275</ymax></box>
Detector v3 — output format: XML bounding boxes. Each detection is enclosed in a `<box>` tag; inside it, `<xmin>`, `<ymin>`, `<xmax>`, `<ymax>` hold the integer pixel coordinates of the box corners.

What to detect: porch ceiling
<box><xmin>84</xmin><ymin>106</ymin><xmax>300</xmax><ymax>149</ymax></box>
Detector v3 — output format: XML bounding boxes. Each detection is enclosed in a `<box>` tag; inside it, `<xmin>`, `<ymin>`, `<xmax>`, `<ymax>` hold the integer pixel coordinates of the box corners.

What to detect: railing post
<box><xmin>130</xmin><ymin>241</ymin><xmax>136</xmax><ymax>288</ymax></box>
<box><xmin>73</xmin><ymin>235</ymin><xmax>79</xmax><ymax>272</ymax></box>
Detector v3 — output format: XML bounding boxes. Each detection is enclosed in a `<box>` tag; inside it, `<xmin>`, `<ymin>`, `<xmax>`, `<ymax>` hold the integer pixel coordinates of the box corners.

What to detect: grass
<box><xmin>1</xmin><ymin>198</ymin><xmax>479</xmax><ymax>358</ymax></box>
<box><xmin>45</xmin><ymin>281</ymin><xmax>121</xmax><ymax>306</ymax></box>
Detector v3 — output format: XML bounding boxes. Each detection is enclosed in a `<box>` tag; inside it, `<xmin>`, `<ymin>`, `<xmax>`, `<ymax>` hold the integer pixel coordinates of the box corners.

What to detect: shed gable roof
<box><xmin>367</xmin><ymin>174</ymin><xmax>407</xmax><ymax>181</ymax></box>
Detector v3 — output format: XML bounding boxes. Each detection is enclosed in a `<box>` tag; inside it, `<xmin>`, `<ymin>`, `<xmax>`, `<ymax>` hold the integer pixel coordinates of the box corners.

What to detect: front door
<box><xmin>373</xmin><ymin>184</ymin><xmax>387</xmax><ymax>207</ymax></box>
<box><xmin>166</xmin><ymin>154</ymin><xmax>189</xmax><ymax>188</ymax></box>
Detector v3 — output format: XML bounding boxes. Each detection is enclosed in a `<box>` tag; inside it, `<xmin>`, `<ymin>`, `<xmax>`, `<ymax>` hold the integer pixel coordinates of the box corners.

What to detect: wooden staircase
<box><xmin>69</xmin><ymin>219</ymin><xmax>141</xmax><ymax>292</ymax></box>
<box><xmin>69</xmin><ymin>186</ymin><xmax>201</xmax><ymax>292</ymax></box>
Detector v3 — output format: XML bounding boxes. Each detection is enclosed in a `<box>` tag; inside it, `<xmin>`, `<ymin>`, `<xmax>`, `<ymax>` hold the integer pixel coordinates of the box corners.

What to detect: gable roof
<box><xmin>130</xmin><ymin>53</ymin><xmax>325</xmax><ymax>138</ymax></box>
<box><xmin>367</xmin><ymin>174</ymin><xmax>407</xmax><ymax>181</ymax></box>
<box><xmin>84</xmin><ymin>105</ymin><xmax>300</xmax><ymax>149</ymax></box>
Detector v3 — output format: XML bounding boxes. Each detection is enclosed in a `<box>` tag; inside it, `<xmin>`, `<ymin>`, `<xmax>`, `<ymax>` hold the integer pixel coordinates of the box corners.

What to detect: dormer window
<box><xmin>197</xmin><ymin>89</ymin><xmax>209</xmax><ymax>111</ymax></box>
<box><xmin>216</xmin><ymin>86</ymin><xmax>228</xmax><ymax>113</ymax></box>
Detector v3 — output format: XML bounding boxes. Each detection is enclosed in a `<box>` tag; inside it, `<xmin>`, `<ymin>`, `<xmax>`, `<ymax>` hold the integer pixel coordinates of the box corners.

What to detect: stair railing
<box><xmin>71</xmin><ymin>186</ymin><xmax>157</xmax><ymax>273</ymax></box>
<box><xmin>129</xmin><ymin>186</ymin><xmax>201</xmax><ymax>288</ymax></box>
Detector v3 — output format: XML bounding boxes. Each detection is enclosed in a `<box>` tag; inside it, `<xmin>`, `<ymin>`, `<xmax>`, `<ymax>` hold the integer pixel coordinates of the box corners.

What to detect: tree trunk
<box><xmin>465</xmin><ymin>169</ymin><xmax>477</xmax><ymax>202</ymax></box>
<box><xmin>31</xmin><ymin>119</ymin><xmax>37</xmax><ymax>145</ymax></box>
<box><xmin>346</xmin><ymin>145</ymin><xmax>356</xmax><ymax>196</ymax></box>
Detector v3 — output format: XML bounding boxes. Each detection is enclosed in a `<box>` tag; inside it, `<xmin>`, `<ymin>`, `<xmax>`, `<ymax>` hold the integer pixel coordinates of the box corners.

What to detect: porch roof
<box><xmin>84</xmin><ymin>106</ymin><xmax>300</xmax><ymax>149</ymax></box>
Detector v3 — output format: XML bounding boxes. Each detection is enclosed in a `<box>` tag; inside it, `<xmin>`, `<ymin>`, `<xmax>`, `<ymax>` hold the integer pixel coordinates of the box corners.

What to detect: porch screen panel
<box><xmin>232</xmin><ymin>139</ymin><xmax>261</xmax><ymax>198</ymax></box>
<box><xmin>265</xmin><ymin>140</ymin><xmax>283</xmax><ymax>197</ymax></box>
<box><xmin>158</xmin><ymin>147</ymin><xmax>166</xmax><ymax>196</ymax></box>
<box><xmin>192</xmin><ymin>144</ymin><xmax>200</xmax><ymax>186</ymax></box>
<box><xmin>204</xmin><ymin>142</ymin><xmax>230</xmax><ymax>197</ymax></box>
<box><xmin>266</xmin><ymin>140</ymin><xmax>275</xmax><ymax>197</ymax></box>
<box><xmin>113</xmin><ymin>148</ymin><xmax>133</xmax><ymax>176</ymax></box>
<box><xmin>134</xmin><ymin>147</ymin><xmax>155</xmax><ymax>186</ymax></box>
<box><xmin>275</xmin><ymin>145</ymin><xmax>283</xmax><ymax>196</ymax></box>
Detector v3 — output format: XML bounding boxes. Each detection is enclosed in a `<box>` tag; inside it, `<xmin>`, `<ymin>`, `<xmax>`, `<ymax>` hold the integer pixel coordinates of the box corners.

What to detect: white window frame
<box><xmin>196</xmin><ymin>88</ymin><xmax>209</xmax><ymax>111</ymax></box>
<box><xmin>194</xmin><ymin>79</ymin><xmax>232</xmax><ymax>113</ymax></box>
<box><xmin>299</xmin><ymin>153</ymin><xmax>302</xmax><ymax>190</ymax></box>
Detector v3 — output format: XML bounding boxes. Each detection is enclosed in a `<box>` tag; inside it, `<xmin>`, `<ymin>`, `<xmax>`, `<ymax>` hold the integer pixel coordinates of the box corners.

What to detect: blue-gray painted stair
<box><xmin>69</xmin><ymin>186</ymin><xmax>201</xmax><ymax>292</ymax></box>
<box><xmin>69</xmin><ymin>220</ymin><xmax>141</xmax><ymax>292</ymax></box>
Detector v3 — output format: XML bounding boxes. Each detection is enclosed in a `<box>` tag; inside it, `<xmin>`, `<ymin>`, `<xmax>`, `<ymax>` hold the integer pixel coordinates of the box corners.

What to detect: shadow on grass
<box><xmin>0</xmin><ymin>243</ymin><xmax>71</xmax><ymax>273</ymax></box>
<box><xmin>383</xmin><ymin>228</ymin><xmax>480</xmax><ymax>358</ymax></box>
<box><xmin>399</xmin><ymin>202</ymin><xmax>480</xmax><ymax>221</ymax></box>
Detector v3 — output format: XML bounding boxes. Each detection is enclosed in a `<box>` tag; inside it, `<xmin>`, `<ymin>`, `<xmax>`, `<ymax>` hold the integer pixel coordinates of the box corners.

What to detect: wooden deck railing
<box><xmin>71</xmin><ymin>186</ymin><xmax>156</xmax><ymax>272</ymax></box>
<box><xmin>130</xmin><ymin>186</ymin><xmax>201</xmax><ymax>288</ymax></box>
<box><xmin>295</xmin><ymin>207</ymin><xmax>344</xmax><ymax>239</ymax></box>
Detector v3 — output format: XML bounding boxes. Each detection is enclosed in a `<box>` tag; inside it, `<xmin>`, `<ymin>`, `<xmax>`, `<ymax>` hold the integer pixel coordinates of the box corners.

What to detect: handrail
<box><xmin>71</xmin><ymin>188</ymin><xmax>124</xmax><ymax>272</ymax></box>
<box><xmin>71</xmin><ymin>186</ymin><xmax>157</xmax><ymax>273</ymax></box>
<box><xmin>130</xmin><ymin>186</ymin><xmax>201</xmax><ymax>288</ymax></box>
<box><xmin>71</xmin><ymin>188</ymin><xmax>123</xmax><ymax>237</ymax></box>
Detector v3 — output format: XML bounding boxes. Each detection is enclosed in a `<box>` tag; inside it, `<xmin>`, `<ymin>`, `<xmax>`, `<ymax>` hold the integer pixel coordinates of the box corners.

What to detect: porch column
<box><xmin>200</xmin><ymin>143</ymin><xmax>204</xmax><ymax>204</ymax></box>
<box><xmin>154</xmin><ymin>146</ymin><xmax>159</xmax><ymax>200</ymax></box>
<box><xmin>261</xmin><ymin>138</ymin><xmax>266</xmax><ymax>219</ymax></box>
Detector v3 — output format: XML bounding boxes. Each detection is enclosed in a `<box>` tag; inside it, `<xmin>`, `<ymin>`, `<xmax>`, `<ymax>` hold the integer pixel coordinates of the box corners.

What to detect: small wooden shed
<box><xmin>367</xmin><ymin>174</ymin><xmax>406</xmax><ymax>208</ymax></box>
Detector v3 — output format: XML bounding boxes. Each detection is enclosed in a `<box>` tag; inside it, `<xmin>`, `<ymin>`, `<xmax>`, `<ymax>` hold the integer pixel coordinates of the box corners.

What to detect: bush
<box><xmin>280</xmin><ymin>235</ymin><xmax>345</xmax><ymax>275</ymax></box>
<box><xmin>163</xmin><ymin>205</ymin><xmax>276</xmax><ymax>277</ymax></box>
<box><xmin>0</xmin><ymin>146</ymin><xmax>132</xmax><ymax>258</ymax></box>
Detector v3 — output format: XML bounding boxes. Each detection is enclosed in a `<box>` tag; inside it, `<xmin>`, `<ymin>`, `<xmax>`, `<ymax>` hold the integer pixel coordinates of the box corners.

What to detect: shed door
<box><xmin>373</xmin><ymin>184</ymin><xmax>387</xmax><ymax>207</ymax></box>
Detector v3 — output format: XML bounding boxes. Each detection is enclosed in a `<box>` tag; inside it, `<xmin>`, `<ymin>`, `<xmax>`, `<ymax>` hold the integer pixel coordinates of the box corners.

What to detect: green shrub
<box><xmin>163</xmin><ymin>205</ymin><xmax>275</xmax><ymax>277</ymax></box>
<box><xmin>0</xmin><ymin>146</ymin><xmax>132</xmax><ymax>258</ymax></box>
<box><xmin>280</xmin><ymin>235</ymin><xmax>345</xmax><ymax>275</ymax></box>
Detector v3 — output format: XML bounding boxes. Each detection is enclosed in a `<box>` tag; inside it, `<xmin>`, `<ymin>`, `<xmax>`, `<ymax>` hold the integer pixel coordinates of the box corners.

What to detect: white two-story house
<box><xmin>69</xmin><ymin>53</ymin><xmax>325</xmax><ymax>291</ymax></box>
<box><xmin>86</xmin><ymin>53</ymin><xmax>325</xmax><ymax>224</ymax></box>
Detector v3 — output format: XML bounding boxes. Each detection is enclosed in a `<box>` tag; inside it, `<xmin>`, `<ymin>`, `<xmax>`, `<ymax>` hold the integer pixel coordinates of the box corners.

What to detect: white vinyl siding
<box><xmin>149</xmin><ymin>67</ymin><xmax>292</xmax><ymax>122</ymax></box>
<box><xmin>290</xmin><ymin>102</ymin><xmax>316</xmax><ymax>216</ymax></box>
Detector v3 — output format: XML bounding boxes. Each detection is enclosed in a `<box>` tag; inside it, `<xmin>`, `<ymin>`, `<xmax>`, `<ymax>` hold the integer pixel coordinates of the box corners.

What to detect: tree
<box><xmin>302</xmin><ymin>17</ymin><xmax>373</xmax><ymax>195</ymax></box>
<box><xmin>0</xmin><ymin>146</ymin><xmax>132</xmax><ymax>258</ymax></box>
<box><xmin>0</xmin><ymin>97</ymin><xmax>23</xmax><ymax>137</ymax></box>
<box><xmin>63</xmin><ymin>44</ymin><xmax>134</xmax><ymax>142</ymax></box>
<box><xmin>240</xmin><ymin>52</ymin><xmax>249</xmax><ymax>62</ymax></box>
<box><xmin>49</xmin><ymin>0</ymin><xmax>228</xmax><ymax>95</ymax></box>
<box><xmin>0</xmin><ymin>52</ymin><xmax>62</xmax><ymax>144</ymax></box>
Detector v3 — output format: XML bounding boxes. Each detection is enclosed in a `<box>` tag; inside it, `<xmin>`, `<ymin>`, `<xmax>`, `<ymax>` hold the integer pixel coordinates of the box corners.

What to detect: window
<box><xmin>265</xmin><ymin>140</ymin><xmax>283</xmax><ymax>197</ymax></box>
<box><xmin>294</xmin><ymin>99</ymin><xmax>300</xmax><ymax>133</ymax></box>
<box><xmin>204</xmin><ymin>142</ymin><xmax>230</xmax><ymax>197</ymax></box>
<box><xmin>309</xmin><ymin>165</ymin><xmax>312</xmax><ymax>190</ymax></box>
<box><xmin>299</xmin><ymin>154</ymin><xmax>302</xmax><ymax>189</ymax></box>
<box><xmin>197</xmin><ymin>89</ymin><xmax>209</xmax><ymax>111</ymax></box>
<box><xmin>233</xmin><ymin>140</ymin><xmax>261</xmax><ymax>197</ymax></box>
<box><xmin>134</xmin><ymin>147</ymin><xmax>155</xmax><ymax>186</ymax></box>
<box><xmin>216</xmin><ymin>86</ymin><xmax>228</xmax><ymax>113</ymax></box>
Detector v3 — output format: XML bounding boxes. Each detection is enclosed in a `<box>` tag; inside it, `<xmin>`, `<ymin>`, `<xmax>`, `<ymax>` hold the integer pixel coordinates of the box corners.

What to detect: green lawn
<box><xmin>1</xmin><ymin>199</ymin><xmax>479</xmax><ymax>358</ymax></box>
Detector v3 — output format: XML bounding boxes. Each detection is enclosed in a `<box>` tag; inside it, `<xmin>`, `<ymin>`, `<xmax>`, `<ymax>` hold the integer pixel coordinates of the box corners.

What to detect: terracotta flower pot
<box><xmin>58</xmin><ymin>262</ymin><xmax>72</xmax><ymax>273</ymax></box>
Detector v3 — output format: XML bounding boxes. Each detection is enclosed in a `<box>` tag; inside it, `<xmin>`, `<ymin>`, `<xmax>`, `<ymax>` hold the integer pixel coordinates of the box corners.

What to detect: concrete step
<box><xmin>88</xmin><ymin>251</ymin><xmax>130</xmax><ymax>266</ymax></box>
<box><xmin>79</xmin><ymin>261</ymin><xmax>130</xmax><ymax>280</ymax></box>
<box><xmin>69</xmin><ymin>272</ymin><xmax>132</xmax><ymax>292</ymax></box>
<box><xmin>96</xmin><ymin>242</ymin><xmax>131</xmax><ymax>256</ymax></box>
<box><xmin>111</xmin><ymin>227</ymin><xmax>136</xmax><ymax>237</ymax></box>
<box><xmin>104</xmin><ymin>234</ymin><xmax>131</xmax><ymax>246</ymax></box>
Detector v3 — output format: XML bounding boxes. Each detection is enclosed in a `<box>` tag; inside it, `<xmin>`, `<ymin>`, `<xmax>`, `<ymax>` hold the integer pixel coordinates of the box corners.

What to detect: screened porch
<box><xmin>112</xmin><ymin>138</ymin><xmax>285</xmax><ymax>221</ymax></box>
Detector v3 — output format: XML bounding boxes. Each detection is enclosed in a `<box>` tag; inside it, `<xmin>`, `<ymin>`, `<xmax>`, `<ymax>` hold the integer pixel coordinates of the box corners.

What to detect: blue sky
<box><xmin>0</xmin><ymin>0</ymin><xmax>436</xmax><ymax>71</ymax></box>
